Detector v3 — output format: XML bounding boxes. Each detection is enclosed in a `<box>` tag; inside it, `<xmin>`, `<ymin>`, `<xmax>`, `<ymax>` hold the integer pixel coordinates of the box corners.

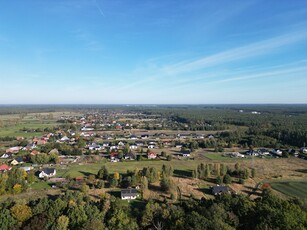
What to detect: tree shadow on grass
<box><xmin>173</xmin><ymin>169</ymin><xmax>192</xmax><ymax>178</ymax></box>
<box><xmin>78</xmin><ymin>171</ymin><xmax>94</xmax><ymax>177</ymax></box>
<box><xmin>47</xmin><ymin>194</ymin><xmax>59</xmax><ymax>201</ymax></box>
<box><xmin>107</xmin><ymin>190</ymin><xmax>121</xmax><ymax>198</ymax></box>
<box><xmin>295</xmin><ymin>169</ymin><xmax>307</xmax><ymax>174</ymax></box>
<box><xmin>197</xmin><ymin>187</ymin><xmax>212</xmax><ymax>195</ymax></box>
<box><xmin>149</xmin><ymin>184</ymin><xmax>162</xmax><ymax>192</ymax></box>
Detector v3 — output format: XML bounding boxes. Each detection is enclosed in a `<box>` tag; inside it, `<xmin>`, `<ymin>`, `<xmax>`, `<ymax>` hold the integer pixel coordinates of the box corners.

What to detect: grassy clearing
<box><xmin>204</xmin><ymin>153</ymin><xmax>246</xmax><ymax>161</ymax></box>
<box><xmin>55</xmin><ymin>160</ymin><xmax>201</xmax><ymax>178</ymax></box>
<box><xmin>29</xmin><ymin>181</ymin><xmax>51</xmax><ymax>190</ymax></box>
<box><xmin>0</xmin><ymin>111</ymin><xmax>83</xmax><ymax>138</ymax></box>
<box><xmin>0</xmin><ymin>114</ymin><xmax>60</xmax><ymax>137</ymax></box>
<box><xmin>270</xmin><ymin>181</ymin><xmax>307</xmax><ymax>199</ymax></box>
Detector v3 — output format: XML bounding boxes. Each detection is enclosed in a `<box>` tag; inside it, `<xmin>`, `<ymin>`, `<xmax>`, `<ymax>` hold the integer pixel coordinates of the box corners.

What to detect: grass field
<box><xmin>29</xmin><ymin>181</ymin><xmax>51</xmax><ymax>190</ymax></box>
<box><xmin>0</xmin><ymin>111</ymin><xmax>82</xmax><ymax>137</ymax></box>
<box><xmin>0</xmin><ymin>116</ymin><xmax>59</xmax><ymax>137</ymax></box>
<box><xmin>204</xmin><ymin>152</ymin><xmax>248</xmax><ymax>161</ymax></box>
<box><xmin>56</xmin><ymin>159</ymin><xmax>202</xmax><ymax>178</ymax></box>
<box><xmin>270</xmin><ymin>181</ymin><xmax>307</xmax><ymax>199</ymax></box>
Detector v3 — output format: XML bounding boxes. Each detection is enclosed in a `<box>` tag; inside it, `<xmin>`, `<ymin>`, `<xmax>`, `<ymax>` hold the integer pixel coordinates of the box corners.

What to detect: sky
<box><xmin>1</xmin><ymin>0</ymin><xmax>307</xmax><ymax>104</ymax></box>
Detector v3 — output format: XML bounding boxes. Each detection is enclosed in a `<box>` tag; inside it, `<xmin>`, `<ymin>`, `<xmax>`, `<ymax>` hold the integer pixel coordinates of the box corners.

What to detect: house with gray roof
<box><xmin>121</xmin><ymin>188</ymin><xmax>139</xmax><ymax>200</ymax></box>
<box><xmin>39</xmin><ymin>168</ymin><xmax>56</xmax><ymax>178</ymax></box>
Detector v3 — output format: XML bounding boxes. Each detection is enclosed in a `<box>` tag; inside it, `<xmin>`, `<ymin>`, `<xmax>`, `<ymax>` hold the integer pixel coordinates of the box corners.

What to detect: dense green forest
<box><xmin>1</xmin><ymin>189</ymin><xmax>306</xmax><ymax>230</ymax></box>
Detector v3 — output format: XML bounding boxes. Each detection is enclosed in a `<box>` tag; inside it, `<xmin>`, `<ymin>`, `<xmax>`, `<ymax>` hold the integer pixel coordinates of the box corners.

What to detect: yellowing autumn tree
<box><xmin>10</xmin><ymin>204</ymin><xmax>32</xmax><ymax>223</ymax></box>
<box><xmin>113</xmin><ymin>172</ymin><xmax>120</xmax><ymax>180</ymax></box>
<box><xmin>13</xmin><ymin>183</ymin><xmax>22</xmax><ymax>194</ymax></box>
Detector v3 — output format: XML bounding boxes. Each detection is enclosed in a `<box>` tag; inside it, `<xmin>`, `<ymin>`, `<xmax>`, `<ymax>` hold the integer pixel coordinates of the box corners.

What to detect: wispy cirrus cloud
<box><xmin>118</xmin><ymin>28</ymin><xmax>307</xmax><ymax>91</ymax></box>
<box><xmin>161</xmin><ymin>29</ymin><xmax>307</xmax><ymax>75</ymax></box>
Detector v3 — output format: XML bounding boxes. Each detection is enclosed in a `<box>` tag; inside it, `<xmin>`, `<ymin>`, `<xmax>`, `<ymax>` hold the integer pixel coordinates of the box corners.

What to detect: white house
<box><xmin>60</xmin><ymin>136</ymin><xmax>70</xmax><ymax>142</ymax></box>
<box><xmin>130</xmin><ymin>135</ymin><xmax>138</xmax><ymax>140</ymax></box>
<box><xmin>20</xmin><ymin>166</ymin><xmax>33</xmax><ymax>172</ymax></box>
<box><xmin>141</xmin><ymin>134</ymin><xmax>149</xmax><ymax>139</ymax></box>
<box><xmin>182</xmin><ymin>152</ymin><xmax>191</xmax><ymax>157</ymax></box>
<box><xmin>271</xmin><ymin>149</ymin><xmax>282</xmax><ymax>156</ymax></box>
<box><xmin>39</xmin><ymin>168</ymin><xmax>56</xmax><ymax>178</ymax></box>
<box><xmin>88</xmin><ymin>144</ymin><xmax>102</xmax><ymax>151</ymax></box>
<box><xmin>130</xmin><ymin>144</ymin><xmax>138</xmax><ymax>150</ymax></box>
<box><xmin>301</xmin><ymin>147</ymin><xmax>307</xmax><ymax>154</ymax></box>
<box><xmin>0</xmin><ymin>153</ymin><xmax>12</xmax><ymax>159</ymax></box>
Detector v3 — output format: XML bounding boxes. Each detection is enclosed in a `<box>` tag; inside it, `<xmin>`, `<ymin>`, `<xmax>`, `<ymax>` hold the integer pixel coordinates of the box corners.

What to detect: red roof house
<box><xmin>147</xmin><ymin>152</ymin><xmax>157</xmax><ymax>159</ymax></box>
<box><xmin>0</xmin><ymin>164</ymin><xmax>12</xmax><ymax>171</ymax></box>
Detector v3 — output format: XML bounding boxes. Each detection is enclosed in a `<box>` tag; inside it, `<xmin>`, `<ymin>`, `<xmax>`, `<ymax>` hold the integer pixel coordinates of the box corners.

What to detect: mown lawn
<box><xmin>29</xmin><ymin>181</ymin><xmax>51</xmax><ymax>190</ymax></box>
<box><xmin>270</xmin><ymin>181</ymin><xmax>307</xmax><ymax>199</ymax></box>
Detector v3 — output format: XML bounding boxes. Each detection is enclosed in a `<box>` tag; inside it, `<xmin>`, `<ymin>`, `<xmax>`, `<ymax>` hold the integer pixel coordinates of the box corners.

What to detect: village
<box><xmin>1</xmin><ymin>110</ymin><xmax>307</xmax><ymax>201</ymax></box>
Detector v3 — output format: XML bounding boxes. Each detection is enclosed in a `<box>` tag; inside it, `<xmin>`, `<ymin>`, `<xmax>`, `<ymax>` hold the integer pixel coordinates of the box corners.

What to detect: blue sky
<box><xmin>1</xmin><ymin>0</ymin><xmax>307</xmax><ymax>104</ymax></box>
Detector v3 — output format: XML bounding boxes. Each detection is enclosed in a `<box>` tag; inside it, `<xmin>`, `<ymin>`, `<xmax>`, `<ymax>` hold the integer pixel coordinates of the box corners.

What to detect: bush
<box><xmin>223</xmin><ymin>174</ymin><xmax>232</xmax><ymax>184</ymax></box>
<box><xmin>239</xmin><ymin>178</ymin><xmax>245</xmax><ymax>184</ymax></box>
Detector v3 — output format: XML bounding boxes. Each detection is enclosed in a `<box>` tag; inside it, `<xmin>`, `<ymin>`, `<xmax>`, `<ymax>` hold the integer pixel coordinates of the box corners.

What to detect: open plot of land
<box><xmin>56</xmin><ymin>160</ymin><xmax>198</xmax><ymax>177</ymax></box>
<box><xmin>270</xmin><ymin>181</ymin><xmax>307</xmax><ymax>199</ymax></box>
<box><xmin>0</xmin><ymin>111</ymin><xmax>82</xmax><ymax>137</ymax></box>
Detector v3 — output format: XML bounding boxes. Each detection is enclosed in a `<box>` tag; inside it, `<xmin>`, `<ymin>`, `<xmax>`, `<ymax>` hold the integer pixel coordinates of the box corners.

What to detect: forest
<box><xmin>1</xmin><ymin>188</ymin><xmax>306</xmax><ymax>230</ymax></box>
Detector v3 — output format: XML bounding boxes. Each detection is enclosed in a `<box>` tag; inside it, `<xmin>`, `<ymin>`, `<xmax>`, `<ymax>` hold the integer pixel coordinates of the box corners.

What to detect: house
<box><xmin>148</xmin><ymin>152</ymin><xmax>157</xmax><ymax>159</ymax></box>
<box><xmin>135</xmin><ymin>141</ymin><xmax>144</xmax><ymax>147</ymax></box>
<box><xmin>271</xmin><ymin>149</ymin><xmax>283</xmax><ymax>157</ymax></box>
<box><xmin>6</xmin><ymin>146</ymin><xmax>22</xmax><ymax>154</ymax></box>
<box><xmin>0</xmin><ymin>153</ymin><xmax>12</xmax><ymax>159</ymax></box>
<box><xmin>178</xmin><ymin>133</ymin><xmax>189</xmax><ymax>139</ymax></box>
<box><xmin>130</xmin><ymin>135</ymin><xmax>138</xmax><ymax>140</ymax></box>
<box><xmin>39</xmin><ymin>168</ymin><xmax>56</xmax><ymax>178</ymax></box>
<box><xmin>245</xmin><ymin>150</ymin><xmax>259</xmax><ymax>157</ymax></box>
<box><xmin>81</xmin><ymin>127</ymin><xmax>94</xmax><ymax>131</ymax></box>
<box><xmin>230</xmin><ymin>152</ymin><xmax>245</xmax><ymax>158</ymax></box>
<box><xmin>20</xmin><ymin>166</ymin><xmax>33</xmax><ymax>172</ymax></box>
<box><xmin>121</xmin><ymin>188</ymin><xmax>139</xmax><ymax>200</ymax></box>
<box><xmin>124</xmin><ymin>152</ymin><xmax>135</xmax><ymax>160</ymax></box>
<box><xmin>16</xmin><ymin>136</ymin><xmax>25</xmax><ymax>141</ymax></box>
<box><xmin>118</xmin><ymin>141</ymin><xmax>125</xmax><ymax>146</ymax></box>
<box><xmin>110</xmin><ymin>145</ymin><xmax>119</xmax><ymax>151</ymax></box>
<box><xmin>23</xmin><ymin>143</ymin><xmax>37</xmax><ymax>151</ymax></box>
<box><xmin>110</xmin><ymin>152</ymin><xmax>119</xmax><ymax>160</ymax></box>
<box><xmin>181</xmin><ymin>150</ymin><xmax>191</xmax><ymax>157</ymax></box>
<box><xmin>141</xmin><ymin>134</ymin><xmax>149</xmax><ymax>139</ymax></box>
<box><xmin>37</xmin><ymin>139</ymin><xmax>47</xmax><ymax>145</ymax></box>
<box><xmin>30</xmin><ymin>150</ymin><xmax>40</xmax><ymax>155</ymax></box>
<box><xmin>60</xmin><ymin>136</ymin><xmax>70</xmax><ymax>142</ymax></box>
<box><xmin>301</xmin><ymin>147</ymin><xmax>307</xmax><ymax>154</ymax></box>
<box><xmin>148</xmin><ymin>144</ymin><xmax>156</xmax><ymax>149</ymax></box>
<box><xmin>11</xmin><ymin>156</ymin><xmax>24</xmax><ymax>165</ymax></box>
<box><xmin>212</xmin><ymin>185</ymin><xmax>230</xmax><ymax>195</ymax></box>
<box><xmin>0</xmin><ymin>164</ymin><xmax>12</xmax><ymax>172</ymax></box>
<box><xmin>130</xmin><ymin>144</ymin><xmax>138</xmax><ymax>150</ymax></box>
<box><xmin>88</xmin><ymin>144</ymin><xmax>102</xmax><ymax>151</ymax></box>
<box><xmin>102</xmin><ymin>142</ymin><xmax>110</xmax><ymax>147</ymax></box>
<box><xmin>259</xmin><ymin>149</ymin><xmax>270</xmax><ymax>156</ymax></box>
